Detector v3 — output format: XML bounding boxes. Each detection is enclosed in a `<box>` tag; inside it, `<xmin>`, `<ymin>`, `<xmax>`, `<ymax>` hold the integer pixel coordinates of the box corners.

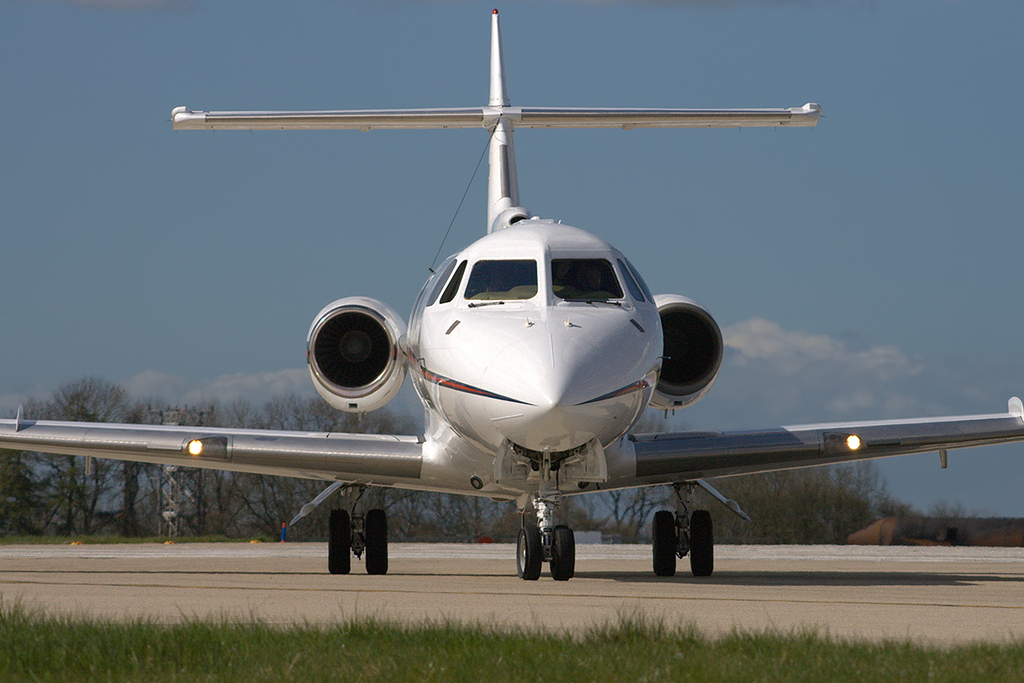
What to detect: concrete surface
<box><xmin>2</xmin><ymin>543</ymin><xmax>1022</xmax><ymax>644</ymax></box>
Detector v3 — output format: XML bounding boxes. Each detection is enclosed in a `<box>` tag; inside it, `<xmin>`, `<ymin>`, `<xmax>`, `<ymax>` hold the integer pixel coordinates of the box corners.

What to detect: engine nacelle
<box><xmin>307</xmin><ymin>297</ymin><xmax>407</xmax><ymax>413</ymax></box>
<box><xmin>649</xmin><ymin>294</ymin><xmax>724</xmax><ymax>410</ymax></box>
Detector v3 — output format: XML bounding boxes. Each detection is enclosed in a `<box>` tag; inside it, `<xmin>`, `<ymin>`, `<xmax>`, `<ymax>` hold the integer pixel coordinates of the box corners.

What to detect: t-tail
<box><xmin>171</xmin><ymin>9</ymin><xmax>821</xmax><ymax>234</ymax></box>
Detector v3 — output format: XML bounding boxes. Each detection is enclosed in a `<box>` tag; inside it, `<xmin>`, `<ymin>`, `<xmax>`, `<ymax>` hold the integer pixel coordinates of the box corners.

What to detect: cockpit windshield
<box><xmin>552</xmin><ymin>259</ymin><xmax>623</xmax><ymax>301</ymax></box>
<box><xmin>464</xmin><ymin>260</ymin><xmax>538</xmax><ymax>301</ymax></box>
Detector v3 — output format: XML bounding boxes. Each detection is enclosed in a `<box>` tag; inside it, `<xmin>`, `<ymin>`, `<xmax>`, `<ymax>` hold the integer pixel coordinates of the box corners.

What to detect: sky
<box><xmin>2</xmin><ymin>0</ymin><xmax>1023</xmax><ymax>516</ymax></box>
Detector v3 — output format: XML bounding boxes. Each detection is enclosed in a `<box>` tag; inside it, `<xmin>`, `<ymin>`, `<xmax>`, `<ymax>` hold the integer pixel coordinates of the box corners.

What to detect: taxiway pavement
<box><xmin>2</xmin><ymin>543</ymin><xmax>1022</xmax><ymax>644</ymax></box>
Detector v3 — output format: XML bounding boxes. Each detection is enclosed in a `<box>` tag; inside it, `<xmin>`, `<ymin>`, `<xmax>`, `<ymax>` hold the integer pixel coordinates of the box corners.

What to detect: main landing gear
<box><xmin>327</xmin><ymin>485</ymin><xmax>388</xmax><ymax>575</ymax></box>
<box><xmin>652</xmin><ymin>482</ymin><xmax>714</xmax><ymax>578</ymax></box>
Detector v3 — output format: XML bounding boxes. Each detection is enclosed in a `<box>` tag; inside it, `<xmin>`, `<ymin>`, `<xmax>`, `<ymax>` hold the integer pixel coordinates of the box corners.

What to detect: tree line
<box><xmin>1</xmin><ymin>378</ymin><xmax>910</xmax><ymax>543</ymax></box>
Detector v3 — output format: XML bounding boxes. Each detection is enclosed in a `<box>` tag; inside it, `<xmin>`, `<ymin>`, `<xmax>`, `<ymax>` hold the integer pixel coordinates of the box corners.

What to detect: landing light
<box><xmin>846</xmin><ymin>434</ymin><xmax>862</xmax><ymax>451</ymax></box>
<box><xmin>187</xmin><ymin>439</ymin><xmax>203</xmax><ymax>456</ymax></box>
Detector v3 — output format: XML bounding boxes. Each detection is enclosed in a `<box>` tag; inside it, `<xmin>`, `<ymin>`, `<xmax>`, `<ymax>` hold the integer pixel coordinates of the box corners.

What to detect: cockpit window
<box><xmin>427</xmin><ymin>258</ymin><xmax>459</xmax><ymax>306</ymax></box>
<box><xmin>438</xmin><ymin>260</ymin><xmax>467</xmax><ymax>304</ymax></box>
<box><xmin>622</xmin><ymin>257</ymin><xmax>654</xmax><ymax>302</ymax></box>
<box><xmin>463</xmin><ymin>260</ymin><xmax>538</xmax><ymax>301</ymax></box>
<box><xmin>552</xmin><ymin>259</ymin><xmax>623</xmax><ymax>301</ymax></box>
<box><xmin>617</xmin><ymin>258</ymin><xmax>645</xmax><ymax>303</ymax></box>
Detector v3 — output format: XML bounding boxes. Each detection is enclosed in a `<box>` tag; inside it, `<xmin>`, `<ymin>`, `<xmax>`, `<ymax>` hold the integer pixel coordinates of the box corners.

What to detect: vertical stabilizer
<box><xmin>489</xmin><ymin>9</ymin><xmax>509</xmax><ymax>108</ymax></box>
<box><xmin>487</xmin><ymin>10</ymin><xmax>525</xmax><ymax>233</ymax></box>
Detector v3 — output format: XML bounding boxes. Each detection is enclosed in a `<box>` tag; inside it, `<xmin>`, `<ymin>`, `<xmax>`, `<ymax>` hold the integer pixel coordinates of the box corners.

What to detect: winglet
<box><xmin>1009</xmin><ymin>397</ymin><xmax>1023</xmax><ymax>419</ymax></box>
<box><xmin>15</xmin><ymin>405</ymin><xmax>25</xmax><ymax>432</ymax></box>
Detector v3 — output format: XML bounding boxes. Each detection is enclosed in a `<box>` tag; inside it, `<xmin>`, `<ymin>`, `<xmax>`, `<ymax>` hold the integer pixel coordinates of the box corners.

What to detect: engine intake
<box><xmin>307</xmin><ymin>297</ymin><xmax>407</xmax><ymax>413</ymax></box>
<box><xmin>649</xmin><ymin>294</ymin><xmax>723</xmax><ymax>410</ymax></box>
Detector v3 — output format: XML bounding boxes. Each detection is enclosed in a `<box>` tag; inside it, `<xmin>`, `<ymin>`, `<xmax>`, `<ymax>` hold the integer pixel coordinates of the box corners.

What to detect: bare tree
<box><xmin>25</xmin><ymin>378</ymin><xmax>136</xmax><ymax>535</ymax></box>
<box><xmin>708</xmin><ymin>461</ymin><xmax>910</xmax><ymax>544</ymax></box>
<box><xmin>574</xmin><ymin>486</ymin><xmax>670</xmax><ymax>543</ymax></box>
<box><xmin>0</xmin><ymin>449</ymin><xmax>42</xmax><ymax>535</ymax></box>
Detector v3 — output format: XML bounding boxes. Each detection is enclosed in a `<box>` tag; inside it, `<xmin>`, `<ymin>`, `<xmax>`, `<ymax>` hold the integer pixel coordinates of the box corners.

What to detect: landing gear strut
<box><xmin>326</xmin><ymin>485</ymin><xmax>388</xmax><ymax>575</ymax></box>
<box><xmin>517</xmin><ymin>450</ymin><xmax>576</xmax><ymax>581</ymax></box>
<box><xmin>652</xmin><ymin>482</ymin><xmax>714</xmax><ymax>578</ymax></box>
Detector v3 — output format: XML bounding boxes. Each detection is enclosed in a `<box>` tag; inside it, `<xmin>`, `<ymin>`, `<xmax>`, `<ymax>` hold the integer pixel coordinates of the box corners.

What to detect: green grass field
<box><xmin>2</xmin><ymin>604</ymin><xmax>1022</xmax><ymax>683</ymax></box>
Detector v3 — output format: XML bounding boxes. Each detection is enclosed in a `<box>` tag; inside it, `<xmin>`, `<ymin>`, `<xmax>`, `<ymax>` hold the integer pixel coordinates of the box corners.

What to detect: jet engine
<box><xmin>307</xmin><ymin>297</ymin><xmax>407</xmax><ymax>413</ymax></box>
<box><xmin>649</xmin><ymin>294</ymin><xmax>724</xmax><ymax>410</ymax></box>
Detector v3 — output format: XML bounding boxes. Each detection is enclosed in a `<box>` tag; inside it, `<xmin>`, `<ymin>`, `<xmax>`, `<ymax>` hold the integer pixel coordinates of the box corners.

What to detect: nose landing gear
<box><xmin>516</xmin><ymin>450</ymin><xmax>577</xmax><ymax>581</ymax></box>
<box><xmin>517</xmin><ymin>497</ymin><xmax>577</xmax><ymax>581</ymax></box>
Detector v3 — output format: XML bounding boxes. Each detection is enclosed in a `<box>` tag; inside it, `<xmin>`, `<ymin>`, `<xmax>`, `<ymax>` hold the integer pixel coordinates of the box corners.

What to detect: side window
<box><xmin>623</xmin><ymin>257</ymin><xmax>655</xmax><ymax>303</ymax></box>
<box><xmin>552</xmin><ymin>259</ymin><xmax>623</xmax><ymax>301</ymax></box>
<box><xmin>427</xmin><ymin>258</ymin><xmax>458</xmax><ymax>306</ymax></box>
<box><xmin>617</xmin><ymin>258</ymin><xmax>645</xmax><ymax>303</ymax></box>
<box><xmin>438</xmin><ymin>260</ymin><xmax>467</xmax><ymax>304</ymax></box>
<box><xmin>463</xmin><ymin>260</ymin><xmax>538</xmax><ymax>300</ymax></box>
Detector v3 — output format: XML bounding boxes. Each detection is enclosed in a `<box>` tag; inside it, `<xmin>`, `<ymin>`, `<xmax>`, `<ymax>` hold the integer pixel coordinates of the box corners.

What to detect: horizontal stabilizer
<box><xmin>516</xmin><ymin>104</ymin><xmax>821</xmax><ymax>129</ymax></box>
<box><xmin>172</xmin><ymin>106</ymin><xmax>489</xmax><ymax>131</ymax></box>
<box><xmin>171</xmin><ymin>104</ymin><xmax>822</xmax><ymax>132</ymax></box>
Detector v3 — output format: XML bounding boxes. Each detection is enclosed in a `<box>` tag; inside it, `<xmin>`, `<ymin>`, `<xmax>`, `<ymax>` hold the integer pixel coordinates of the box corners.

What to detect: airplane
<box><xmin>3</xmin><ymin>10</ymin><xmax>1024</xmax><ymax>581</ymax></box>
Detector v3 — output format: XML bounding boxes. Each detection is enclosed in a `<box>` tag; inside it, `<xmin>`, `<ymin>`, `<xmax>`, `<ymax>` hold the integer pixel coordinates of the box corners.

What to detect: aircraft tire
<box><xmin>364</xmin><ymin>508</ymin><xmax>388</xmax><ymax>575</ymax></box>
<box><xmin>517</xmin><ymin>525</ymin><xmax>542</xmax><ymax>581</ymax></box>
<box><xmin>550</xmin><ymin>525</ymin><xmax>575</xmax><ymax>581</ymax></box>
<box><xmin>328</xmin><ymin>509</ymin><xmax>351</xmax><ymax>575</ymax></box>
<box><xmin>652</xmin><ymin>510</ymin><xmax>677</xmax><ymax>577</ymax></box>
<box><xmin>689</xmin><ymin>510</ymin><xmax>714</xmax><ymax>577</ymax></box>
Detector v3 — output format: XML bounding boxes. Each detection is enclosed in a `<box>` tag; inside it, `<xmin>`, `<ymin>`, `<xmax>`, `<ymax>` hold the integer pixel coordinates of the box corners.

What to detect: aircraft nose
<box><xmin>510</xmin><ymin>371</ymin><xmax>603</xmax><ymax>452</ymax></box>
<box><xmin>485</xmin><ymin>315</ymin><xmax>655</xmax><ymax>453</ymax></box>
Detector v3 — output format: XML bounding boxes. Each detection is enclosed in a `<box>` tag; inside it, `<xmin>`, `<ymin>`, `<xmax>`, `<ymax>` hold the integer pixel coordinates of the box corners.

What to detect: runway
<box><xmin>2</xmin><ymin>543</ymin><xmax>1023</xmax><ymax>644</ymax></box>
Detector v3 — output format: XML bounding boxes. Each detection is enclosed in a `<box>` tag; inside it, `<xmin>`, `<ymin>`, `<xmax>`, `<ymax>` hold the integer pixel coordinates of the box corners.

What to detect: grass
<box><xmin>0</xmin><ymin>534</ymin><xmax>273</xmax><ymax>545</ymax></box>
<box><xmin>1</xmin><ymin>604</ymin><xmax>1022</xmax><ymax>682</ymax></box>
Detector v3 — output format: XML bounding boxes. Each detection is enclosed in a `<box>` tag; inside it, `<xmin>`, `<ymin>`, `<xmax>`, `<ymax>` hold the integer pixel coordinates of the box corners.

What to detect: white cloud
<box><xmin>724</xmin><ymin>318</ymin><xmax>919</xmax><ymax>380</ymax></box>
<box><xmin>123</xmin><ymin>368</ymin><xmax>315</xmax><ymax>407</ymax></box>
<box><xmin>121</xmin><ymin>370</ymin><xmax>190</xmax><ymax>403</ymax></box>
<box><xmin>677</xmin><ymin>317</ymin><xmax>1002</xmax><ymax>430</ymax></box>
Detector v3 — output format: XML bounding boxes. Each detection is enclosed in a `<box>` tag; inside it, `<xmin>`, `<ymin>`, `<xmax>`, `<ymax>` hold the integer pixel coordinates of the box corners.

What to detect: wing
<box><xmin>0</xmin><ymin>414</ymin><xmax>422</xmax><ymax>485</ymax></box>
<box><xmin>628</xmin><ymin>398</ymin><xmax>1024</xmax><ymax>482</ymax></box>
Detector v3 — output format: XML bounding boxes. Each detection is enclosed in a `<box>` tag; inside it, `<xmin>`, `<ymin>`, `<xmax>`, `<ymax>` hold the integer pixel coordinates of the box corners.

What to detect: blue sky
<box><xmin>2</xmin><ymin>0</ymin><xmax>1023</xmax><ymax>515</ymax></box>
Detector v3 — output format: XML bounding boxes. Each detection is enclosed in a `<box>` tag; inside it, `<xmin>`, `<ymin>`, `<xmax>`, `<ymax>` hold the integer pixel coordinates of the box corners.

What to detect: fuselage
<box><xmin>406</xmin><ymin>219</ymin><xmax>662</xmax><ymax>463</ymax></box>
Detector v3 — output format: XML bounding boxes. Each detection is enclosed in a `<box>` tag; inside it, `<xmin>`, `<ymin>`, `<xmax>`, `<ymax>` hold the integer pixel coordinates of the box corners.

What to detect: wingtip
<box><xmin>1009</xmin><ymin>397</ymin><xmax>1023</xmax><ymax>418</ymax></box>
<box><xmin>171</xmin><ymin>106</ymin><xmax>207</xmax><ymax>130</ymax></box>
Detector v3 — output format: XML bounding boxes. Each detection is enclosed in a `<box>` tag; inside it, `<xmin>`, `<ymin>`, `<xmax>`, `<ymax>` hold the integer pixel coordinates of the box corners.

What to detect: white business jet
<box><xmin>3</xmin><ymin>11</ymin><xmax>1023</xmax><ymax>581</ymax></box>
